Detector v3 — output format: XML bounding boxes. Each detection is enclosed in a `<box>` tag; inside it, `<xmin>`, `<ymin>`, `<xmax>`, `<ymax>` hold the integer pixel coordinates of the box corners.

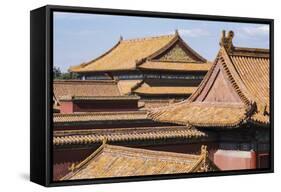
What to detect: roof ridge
<box><xmin>220</xmin><ymin>30</ymin><xmax>269</xmax><ymax>57</ymax></box>
<box><xmin>220</xmin><ymin>47</ymin><xmax>253</xmax><ymax>105</ymax></box>
<box><xmin>121</xmin><ymin>33</ymin><xmax>175</xmax><ymax>43</ymax></box>
<box><xmin>177</xmin><ymin>35</ymin><xmax>207</xmax><ymax>62</ymax></box>
<box><xmin>54</xmin><ymin>125</ymin><xmax>193</xmax><ymax>135</ymax></box>
<box><xmin>135</xmin><ymin>34</ymin><xmax>180</xmax><ymax>66</ymax></box>
<box><xmin>139</xmin><ymin>34</ymin><xmax>207</xmax><ymax>66</ymax></box>
<box><xmin>61</xmin><ymin>141</ymin><xmax>107</xmax><ymax>180</ymax></box>
<box><xmin>53</xmin><ymin>127</ymin><xmax>207</xmax><ymax>146</ymax></box>
<box><xmin>131</xmin><ymin>79</ymin><xmax>145</xmax><ymax>92</ymax></box>
<box><xmin>187</xmin><ymin>145</ymin><xmax>208</xmax><ymax>172</ymax></box>
<box><xmin>233</xmin><ymin>47</ymin><xmax>269</xmax><ymax>53</ymax></box>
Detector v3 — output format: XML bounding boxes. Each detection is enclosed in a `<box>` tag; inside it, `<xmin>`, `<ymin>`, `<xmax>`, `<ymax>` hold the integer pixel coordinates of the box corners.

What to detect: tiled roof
<box><xmin>53</xmin><ymin>126</ymin><xmax>207</xmax><ymax>146</ymax></box>
<box><xmin>53</xmin><ymin>80</ymin><xmax>121</xmax><ymax>101</ymax></box>
<box><xmin>150</xmin><ymin>30</ymin><xmax>270</xmax><ymax>127</ymax></box>
<box><xmin>69</xmin><ymin>32</ymin><xmax>207</xmax><ymax>73</ymax></box>
<box><xmin>140</xmin><ymin>99</ymin><xmax>184</xmax><ymax>109</ymax></box>
<box><xmin>69</xmin><ymin>34</ymin><xmax>176</xmax><ymax>72</ymax></box>
<box><xmin>117</xmin><ymin>80</ymin><xmax>142</xmax><ymax>95</ymax></box>
<box><xmin>133</xmin><ymin>81</ymin><xmax>197</xmax><ymax>95</ymax></box>
<box><xmin>150</xmin><ymin>103</ymin><xmax>249</xmax><ymax>127</ymax></box>
<box><xmin>139</xmin><ymin>61</ymin><xmax>212</xmax><ymax>72</ymax></box>
<box><xmin>61</xmin><ymin>144</ymin><xmax>217</xmax><ymax>180</ymax></box>
<box><xmin>53</xmin><ymin>111</ymin><xmax>148</xmax><ymax>123</ymax></box>
<box><xmin>229</xmin><ymin>49</ymin><xmax>269</xmax><ymax>122</ymax></box>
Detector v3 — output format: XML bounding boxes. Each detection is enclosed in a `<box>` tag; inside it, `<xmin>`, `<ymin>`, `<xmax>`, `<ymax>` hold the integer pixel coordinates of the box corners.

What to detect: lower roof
<box><xmin>61</xmin><ymin>143</ymin><xmax>217</xmax><ymax>180</ymax></box>
<box><xmin>139</xmin><ymin>61</ymin><xmax>212</xmax><ymax>72</ymax></box>
<box><xmin>133</xmin><ymin>82</ymin><xmax>197</xmax><ymax>95</ymax></box>
<box><xmin>150</xmin><ymin>102</ymin><xmax>249</xmax><ymax>127</ymax></box>
<box><xmin>53</xmin><ymin>80</ymin><xmax>122</xmax><ymax>101</ymax></box>
<box><xmin>54</xmin><ymin>111</ymin><xmax>148</xmax><ymax>123</ymax></box>
<box><xmin>140</xmin><ymin>99</ymin><xmax>184</xmax><ymax>109</ymax></box>
<box><xmin>117</xmin><ymin>80</ymin><xmax>142</xmax><ymax>95</ymax></box>
<box><xmin>53</xmin><ymin>126</ymin><xmax>208</xmax><ymax>146</ymax></box>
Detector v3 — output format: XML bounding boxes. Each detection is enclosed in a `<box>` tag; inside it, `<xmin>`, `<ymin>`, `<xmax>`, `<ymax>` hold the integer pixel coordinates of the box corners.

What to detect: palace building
<box><xmin>52</xmin><ymin>30</ymin><xmax>270</xmax><ymax>181</ymax></box>
<box><xmin>53</xmin><ymin>80</ymin><xmax>140</xmax><ymax>113</ymax></box>
<box><xmin>150</xmin><ymin>30</ymin><xmax>270</xmax><ymax>170</ymax></box>
<box><xmin>69</xmin><ymin>31</ymin><xmax>211</xmax><ymax>109</ymax></box>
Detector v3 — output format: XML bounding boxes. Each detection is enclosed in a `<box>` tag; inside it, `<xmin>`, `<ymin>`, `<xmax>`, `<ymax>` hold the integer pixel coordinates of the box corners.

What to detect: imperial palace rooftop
<box><xmin>68</xmin><ymin>32</ymin><xmax>212</xmax><ymax>107</ymax></box>
<box><xmin>53</xmin><ymin>125</ymin><xmax>208</xmax><ymax>146</ymax></box>
<box><xmin>69</xmin><ymin>31</ymin><xmax>210</xmax><ymax>73</ymax></box>
<box><xmin>60</xmin><ymin>143</ymin><xmax>217</xmax><ymax>180</ymax></box>
<box><xmin>150</xmin><ymin>30</ymin><xmax>270</xmax><ymax>128</ymax></box>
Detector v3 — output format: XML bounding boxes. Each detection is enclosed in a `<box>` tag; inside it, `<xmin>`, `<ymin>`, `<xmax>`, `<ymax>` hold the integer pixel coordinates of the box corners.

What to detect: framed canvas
<box><xmin>30</xmin><ymin>5</ymin><xmax>274</xmax><ymax>187</ymax></box>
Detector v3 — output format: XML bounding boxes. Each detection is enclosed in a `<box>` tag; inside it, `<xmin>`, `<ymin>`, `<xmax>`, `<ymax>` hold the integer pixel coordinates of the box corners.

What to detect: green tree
<box><xmin>53</xmin><ymin>66</ymin><xmax>79</xmax><ymax>80</ymax></box>
<box><xmin>53</xmin><ymin>66</ymin><xmax>62</xmax><ymax>79</ymax></box>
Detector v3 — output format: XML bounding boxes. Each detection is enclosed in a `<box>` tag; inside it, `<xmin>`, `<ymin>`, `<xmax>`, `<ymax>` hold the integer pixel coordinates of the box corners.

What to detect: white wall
<box><xmin>0</xmin><ymin>0</ymin><xmax>279</xmax><ymax>191</ymax></box>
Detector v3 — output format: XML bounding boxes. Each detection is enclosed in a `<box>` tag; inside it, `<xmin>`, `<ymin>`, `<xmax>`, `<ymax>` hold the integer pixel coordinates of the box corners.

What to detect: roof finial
<box><xmin>175</xmin><ymin>29</ymin><xmax>179</xmax><ymax>36</ymax></box>
<box><xmin>220</xmin><ymin>30</ymin><xmax>234</xmax><ymax>52</ymax></box>
<box><xmin>102</xmin><ymin>138</ymin><xmax>107</xmax><ymax>145</ymax></box>
<box><xmin>69</xmin><ymin>163</ymin><xmax>76</xmax><ymax>172</ymax></box>
<box><xmin>201</xmin><ymin>145</ymin><xmax>207</xmax><ymax>156</ymax></box>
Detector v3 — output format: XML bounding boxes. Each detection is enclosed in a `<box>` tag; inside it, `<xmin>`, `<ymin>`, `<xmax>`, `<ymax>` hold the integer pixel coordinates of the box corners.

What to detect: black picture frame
<box><xmin>30</xmin><ymin>4</ymin><xmax>274</xmax><ymax>187</ymax></box>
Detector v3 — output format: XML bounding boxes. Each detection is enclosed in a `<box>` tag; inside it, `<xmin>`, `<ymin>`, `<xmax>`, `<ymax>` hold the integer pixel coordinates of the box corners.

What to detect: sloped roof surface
<box><xmin>53</xmin><ymin>80</ymin><xmax>121</xmax><ymax>100</ymax></box>
<box><xmin>61</xmin><ymin>144</ymin><xmax>216</xmax><ymax>180</ymax></box>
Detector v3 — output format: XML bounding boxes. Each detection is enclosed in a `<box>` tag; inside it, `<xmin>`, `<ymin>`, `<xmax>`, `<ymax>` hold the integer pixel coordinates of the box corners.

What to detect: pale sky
<box><xmin>54</xmin><ymin>12</ymin><xmax>269</xmax><ymax>72</ymax></box>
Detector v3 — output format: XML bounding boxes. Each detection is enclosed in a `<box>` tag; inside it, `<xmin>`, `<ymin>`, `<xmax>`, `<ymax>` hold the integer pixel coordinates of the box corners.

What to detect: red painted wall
<box><xmin>60</xmin><ymin>101</ymin><xmax>74</xmax><ymax>114</ymax></box>
<box><xmin>53</xmin><ymin>148</ymin><xmax>95</xmax><ymax>181</ymax></box>
<box><xmin>53</xmin><ymin>122</ymin><xmax>173</xmax><ymax>131</ymax></box>
<box><xmin>214</xmin><ymin>150</ymin><xmax>256</xmax><ymax>170</ymax></box>
<box><xmin>59</xmin><ymin>100</ymin><xmax>139</xmax><ymax>114</ymax></box>
<box><xmin>73</xmin><ymin>101</ymin><xmax>139</xmax><ymax>112</ymax></box>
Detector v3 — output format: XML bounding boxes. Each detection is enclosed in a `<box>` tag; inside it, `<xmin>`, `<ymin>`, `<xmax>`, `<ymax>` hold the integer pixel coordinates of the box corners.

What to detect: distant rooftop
<box><xmin>69</xmin><ymin>31</ymin><xmax>209</xmax><ymax>73</ymax></box>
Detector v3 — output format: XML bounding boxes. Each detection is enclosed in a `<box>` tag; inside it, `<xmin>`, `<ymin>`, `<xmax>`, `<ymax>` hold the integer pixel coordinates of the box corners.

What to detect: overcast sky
<box><xmin>54</xmin><ymin>12</ymin><xmax>269</xmax><ymax>72</ymax></box>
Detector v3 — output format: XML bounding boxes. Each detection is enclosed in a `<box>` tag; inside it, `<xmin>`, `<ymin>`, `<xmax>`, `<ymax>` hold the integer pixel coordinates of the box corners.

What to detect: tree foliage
<box><xmin>53</xmin><ymin>66</ymin><xmax>79</xmax><ymax>80</ymax></box>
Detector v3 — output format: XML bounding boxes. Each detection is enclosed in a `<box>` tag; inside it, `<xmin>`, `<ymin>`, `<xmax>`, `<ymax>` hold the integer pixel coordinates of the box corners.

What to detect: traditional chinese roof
<box><xmin>139</xmin><ymin>99</ymin><xmax>184</xmax><ymax>110</ymax></box>
<box><xmin>69</xmin><ymin>31</ymin><xmax>208</xmax><ymax>73</ymax></box>
<box><xmin>139</xmin><ymin>61</ymin><xmax>212</xmax><ymax>72</ymax></box>
<box><xmin>53</xmin><ymin>111</ymin><xmax>148</xmax><ymax>123</ymax></box>
<box><xmin>132</xmin><ymin>81</ymin><xmax>197</xmax><ymax>95</ymax></box>
<box><xmin>53</xmin><ymin>80</ymin><xmax>121</xmax><ymax>101</ymax></box>
<box><xmin>53</xmin><ymin>126</ymin><xmax>207</xmax><ymax>146</ymax></box>
<box><xmin>61</xmin><ymin>143</ymin><xmax>217</xmax><ymax>180</ymax></box>
<box><xmin>117</xmin><ymin>80</ymin><xmax>142</xmax><ymax>95</ymax></box>
<box><xmin>151</xmin><ymin>103</ymin><xmax>250</xmax><ymax>127</ymax></box>
<box><xmin>150</xmin><ymin>30</ymin><xmax>270</xmax><ymax>127</ymax></box>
